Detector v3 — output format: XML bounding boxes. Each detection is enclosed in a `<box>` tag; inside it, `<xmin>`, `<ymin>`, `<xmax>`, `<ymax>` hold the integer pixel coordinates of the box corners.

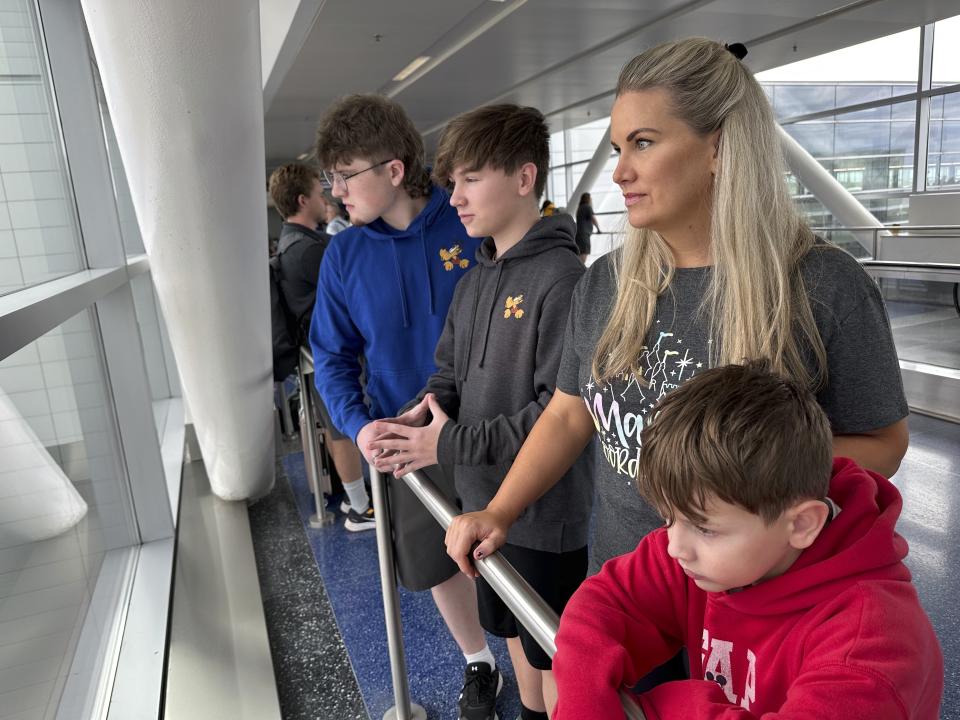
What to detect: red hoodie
<box><xmin>552</xmin><ymin>458</ymin><xmax>943</xmax><ymax>719</ymax></box>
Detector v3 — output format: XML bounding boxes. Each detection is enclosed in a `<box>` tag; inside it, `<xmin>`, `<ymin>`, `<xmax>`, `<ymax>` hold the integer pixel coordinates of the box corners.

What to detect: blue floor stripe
<box><xmin>284</xmin><ymin>452</ymin><xmax>522</xmax><ymax>720</ymax></box>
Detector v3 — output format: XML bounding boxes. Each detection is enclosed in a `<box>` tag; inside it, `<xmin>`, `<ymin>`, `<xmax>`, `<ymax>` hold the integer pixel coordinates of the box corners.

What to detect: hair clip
<box><xmin>725</xmin><ymin>42</ymin><xmax>748</xmax><ymax>60</ymax></box>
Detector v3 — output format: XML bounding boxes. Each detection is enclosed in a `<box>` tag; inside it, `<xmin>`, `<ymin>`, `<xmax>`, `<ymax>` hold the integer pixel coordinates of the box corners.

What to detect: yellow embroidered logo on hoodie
<box><xmin>504</xmin><ymin>295</ymin><xmax>524</xmax><ymax>319</ymax></box>
<box><xmin>439</xmin><ymin>245</ymin><xmax>470</xmax><ymax>271</ymax></box>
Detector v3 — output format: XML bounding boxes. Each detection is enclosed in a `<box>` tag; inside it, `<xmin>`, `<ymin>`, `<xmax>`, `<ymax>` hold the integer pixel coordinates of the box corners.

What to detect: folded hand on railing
<box><xmin>369</xmin><ymin>393</ymin><xmax>447</xmax><ymax>477</ymax></box>
<box><xmin>444</xmin><ymin>508</ymin><xmax>512</xmax><ymax>578</ymax></box>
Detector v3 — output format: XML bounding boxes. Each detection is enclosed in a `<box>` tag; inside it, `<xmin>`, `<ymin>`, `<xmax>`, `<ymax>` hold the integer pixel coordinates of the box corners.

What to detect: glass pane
<box><xmin>932</xmin><ymin>14</ymin><xmax>960</xmax><ymax>87</ymax></box>
<box><xmin>567</xmin><ymin>117</ymin><xmax>609</xmax><ymax>163</ymax></box>
<box><xmin>92</xmin><ymin>65</ymin><xmax>143</xmax><ymax>256</ymax></box>
<box><xmin>0</xmin><ymin>0</ymin><xmax>85</xmax><ymax>296</ymax></box>
<box><xmin>757</xmin><ymin>28</ymin><xmax>920</xmax><ymax>118</ymax></box>
<box><xmin>548</xmin><ymin>167</ymin><xmax>566</xmax><ymax>208</ymax></box>
<box><xmin>882</xmin><ymin>278</ymin><xmax>960</xmax><ymax>370</ymax></box>
<box><xmin>784</xmin><ymin>122</ymin><xmax>834</xmax><ymax>157</ymax></box>
<box><xmin>568</xmin><ymin>160</ymin><xmax>589</xmax><ymax>193</ymax></box>
<box><xmin>548</xmin><ymin>128</ymin><xmax>565</xmax><ymax>168</ymax></box>
<box><xmin>0</xmin><ymin>308</ymin><xmax>138</xmax><ymax>717</ymax></box>
<box><xmin>926</xmin><ymin>91</ymin><xmax>960</xmax><ymax>189</ymax></box>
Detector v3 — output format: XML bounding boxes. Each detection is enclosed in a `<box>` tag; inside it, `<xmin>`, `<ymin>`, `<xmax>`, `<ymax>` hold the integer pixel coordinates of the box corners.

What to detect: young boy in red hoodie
<box><xmin>552</xmin><ymin>362</ymin><xmax>943</xmax><ymax>719</ymax></box>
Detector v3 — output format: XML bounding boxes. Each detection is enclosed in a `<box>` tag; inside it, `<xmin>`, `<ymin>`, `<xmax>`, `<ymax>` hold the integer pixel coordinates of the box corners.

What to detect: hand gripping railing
<box><xmin>370</xmin><ymin>465</ymin><xmax>647</xmax><ymax>720</ymax></box>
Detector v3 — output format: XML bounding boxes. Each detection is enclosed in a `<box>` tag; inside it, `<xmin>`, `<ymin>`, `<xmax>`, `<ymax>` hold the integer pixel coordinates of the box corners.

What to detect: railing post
<box><xmin>370</xmin><ymin>467</ymin><xmax>426</xmax><ymax>720</ymax></box>
<box><xmin>297</xmin><ymin>352</ymin><xmax>334</xmax><ymax>528</ymax></box>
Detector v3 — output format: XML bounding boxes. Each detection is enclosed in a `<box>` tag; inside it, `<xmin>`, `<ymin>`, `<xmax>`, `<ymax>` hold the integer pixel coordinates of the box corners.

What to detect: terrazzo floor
<box><xmin>281</xmin><ymin>453</ymin><xmax>522</xmax><ymax>720</ymax></box>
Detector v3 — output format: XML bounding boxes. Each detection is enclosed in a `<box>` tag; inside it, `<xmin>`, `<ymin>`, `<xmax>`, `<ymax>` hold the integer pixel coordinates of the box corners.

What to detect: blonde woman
<box><xmin>445</xmin><ymin>38</ymin><xmax>908</xmax><ymax>581</ymax></box>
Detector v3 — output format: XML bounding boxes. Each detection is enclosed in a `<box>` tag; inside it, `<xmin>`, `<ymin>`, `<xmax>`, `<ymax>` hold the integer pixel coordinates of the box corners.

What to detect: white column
<box><xmin>81</xmin><ymin>0</ymin><xmax>274</xmax><ymax>500</ymax></box>
<box><xmin>778</xmin><ymin>126</ymin><xmax>882</xmax><ymax>229</ymax></box>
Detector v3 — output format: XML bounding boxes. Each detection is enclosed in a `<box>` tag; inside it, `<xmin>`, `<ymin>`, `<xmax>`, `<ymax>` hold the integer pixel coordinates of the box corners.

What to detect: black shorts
<box><xmin>387</xmin><ymin>464</ymin><xmax>461</xmax><ymax>592</ymax></box>
<box><xmin>476</xmin><ymin>543</ymin><xmax>588</xmax><ymax>670</ymax></box>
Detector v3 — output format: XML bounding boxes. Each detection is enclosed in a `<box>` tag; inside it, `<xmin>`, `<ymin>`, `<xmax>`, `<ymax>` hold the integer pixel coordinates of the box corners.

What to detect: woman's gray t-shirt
<box><xmin>556</xmin><ymin>244</ymin><xmax>908</xmax><ymax>573</ymax></box>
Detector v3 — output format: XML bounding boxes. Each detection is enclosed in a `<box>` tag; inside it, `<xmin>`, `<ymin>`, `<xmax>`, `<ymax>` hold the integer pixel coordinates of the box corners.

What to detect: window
<box><xmin>0</xmin><ymin>309</ymin><xmax>138</xmax><ymax>717</ymax></box>
<box><xmin>0</xmin><ymin>0</ymin><xmax>85</xmax><ymax>296</ymax></box>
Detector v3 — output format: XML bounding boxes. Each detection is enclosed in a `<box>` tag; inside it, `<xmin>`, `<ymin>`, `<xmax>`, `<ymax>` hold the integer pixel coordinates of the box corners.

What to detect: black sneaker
<box><xmin>344</xmin><ymin>505</ymin><xmax>375</xmax><ymax>532</ymax></box>
<box><xmin>458</xmin><ymin>662</ymin><xmax>502</xmax><ymax>720</ymax></box>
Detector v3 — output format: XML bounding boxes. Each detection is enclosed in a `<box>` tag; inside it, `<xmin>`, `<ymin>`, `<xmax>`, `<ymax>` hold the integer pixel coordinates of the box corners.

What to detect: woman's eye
<box><xmin>695</xmin><ymin>525</ymin><xmax>714</xmax><ymax>536</ymax></box>
<box><xmin>635</xmin><ymin>139</ymin><xmax>652</xmax><ymax>150</ymax></box>
<box><xmin>611</xmin><ymin>146</ymin><xmax>621</xmax><ymax>156</ymax></box>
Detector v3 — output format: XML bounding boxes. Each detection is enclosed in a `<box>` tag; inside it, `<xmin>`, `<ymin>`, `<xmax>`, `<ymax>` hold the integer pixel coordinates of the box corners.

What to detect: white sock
<box><xmin>464</xmin><ymin>645</ymin><xmax>495</xmax><ymax>671</ymax></box>
<box><xmin>343</xmin><ymin>477</ymin><xmax>369</xmax><ymax>514</ymax></box>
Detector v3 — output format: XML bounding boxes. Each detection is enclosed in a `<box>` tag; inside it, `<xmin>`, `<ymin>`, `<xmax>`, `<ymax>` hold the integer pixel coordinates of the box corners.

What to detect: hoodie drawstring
<box><xmin>461</xmin><ymin>265</ymin><xmax>483</xmax><ymax>382</ymax></box>
<box><xmin>421</xmin><ymin>226</ymin><xmax>435</xmax><ymax>316</ymax></box>
<box><xmin>390</xmin><ymin>237</ymin><xmax>410</xmax><ymax>328</ymax></box>
<box><xmin>477</xmin><ymin>262</ymin><xmax>504</xmax><ymax>369</ymax></box>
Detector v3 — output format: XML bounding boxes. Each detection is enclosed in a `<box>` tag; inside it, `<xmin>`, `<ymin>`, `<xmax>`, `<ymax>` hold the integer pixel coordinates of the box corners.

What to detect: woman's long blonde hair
<box><xmin>592</xmin><ymin>37</ymin><xmax>826</xmax><ymax>389</ymax></box>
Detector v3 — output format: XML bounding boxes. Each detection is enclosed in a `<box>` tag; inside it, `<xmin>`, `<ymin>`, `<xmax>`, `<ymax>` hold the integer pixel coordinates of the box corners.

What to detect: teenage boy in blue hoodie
<box><xmin>370</xmin><ymin>105</ymin><xmax>593</xmax><ymax>720</ymax></box>
<box><xmin>308</xmin><ymin>94</ymin><xmax>490</xmax><ymax>706</ymax></box>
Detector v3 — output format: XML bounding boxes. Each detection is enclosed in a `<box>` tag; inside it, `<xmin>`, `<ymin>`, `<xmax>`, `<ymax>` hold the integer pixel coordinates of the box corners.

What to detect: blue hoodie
<box><xmin>309</xmin><ymin>186</ymin><xmax>480</xmax><ymax>442</ymax></box>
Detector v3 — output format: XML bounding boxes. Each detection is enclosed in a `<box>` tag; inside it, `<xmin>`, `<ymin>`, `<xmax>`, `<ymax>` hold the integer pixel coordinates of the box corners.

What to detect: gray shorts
<box><xmin>385</xmin><ymin>464</ymin><xmax>461</xmax><ymax>592</ymax></box>
<box><xmin>308</xmin><ymin>381</ymin><xmax>346</xmax><ymax>441</ymax></box>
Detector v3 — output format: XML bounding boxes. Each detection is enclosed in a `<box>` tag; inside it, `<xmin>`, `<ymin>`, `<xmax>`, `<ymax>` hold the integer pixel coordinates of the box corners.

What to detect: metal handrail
<box><xmin>810</xmin><ymin>224</ymin><xmax>960</xmax><ymax>260</ymax></box>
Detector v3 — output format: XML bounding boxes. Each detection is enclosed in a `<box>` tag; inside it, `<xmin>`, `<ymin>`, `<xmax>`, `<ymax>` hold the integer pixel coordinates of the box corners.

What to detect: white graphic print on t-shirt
<box><xmin>582</xmin><ymin>321</ymin><xmax>708</xmax><ymax>485</ymax></box>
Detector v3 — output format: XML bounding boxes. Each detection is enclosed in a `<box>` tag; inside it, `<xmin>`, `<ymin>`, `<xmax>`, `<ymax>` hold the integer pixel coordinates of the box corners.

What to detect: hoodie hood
<box><xmin>464</xmin><ymin>214</ymin><xmax>580</xmax><ymax>375</ymax></box>
<box><xmin>359</xmin><ymin>185</ymin><xmax>450</xmax><ymax>241</ymax></box>
<box><xmin>475</xmin><ymin>213</ymin><xmax>578</xmax><ymax>266</ymax></box>
<box><xmin>717</xmin><ymin>457</ymin><xmax>910</xmax><ymax>616</ymax></box>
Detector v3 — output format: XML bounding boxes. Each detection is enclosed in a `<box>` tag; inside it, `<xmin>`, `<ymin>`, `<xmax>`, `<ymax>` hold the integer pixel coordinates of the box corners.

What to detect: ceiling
<box><xmin>263</xmin><ymin>0</ymin><xmax>959</xmax><ymax>169</ymax></box>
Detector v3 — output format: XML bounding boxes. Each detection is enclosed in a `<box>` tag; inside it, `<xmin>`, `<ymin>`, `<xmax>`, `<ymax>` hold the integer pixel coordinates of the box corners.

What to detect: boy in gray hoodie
<box><xmin>370</xmin><ymin>105</ymin><xmax>593</xmax><ymax>720</ymax></box>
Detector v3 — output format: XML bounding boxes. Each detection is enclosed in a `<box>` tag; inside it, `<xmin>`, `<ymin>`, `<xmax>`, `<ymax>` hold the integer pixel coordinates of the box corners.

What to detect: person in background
<box><xmin>309</xmin><ymin>94</ymin><xmax>490</xmax><ymax>715</ymax></box>
<box><xmin>323</xmin><ymin>195</ymin><xmax>350</xmax><ymax>234</ymax></box>
<box><xmin>574</xmin><ymin>192</ymin><xmax>600</xmax><ymax>263</ymax></box>
<box><xmin>267</xmin><ymin>162</ymin><xmax>370</xmax><ymax>530</ymax></box>
<box><xmin>540</xmin><ymin>199</ymin><xmax>557</xmax><ymax>216</ymax></box>
<box><xmin>552</xmin><ymin>362</ymin><xmax>942</xmax><ymax>719</ymax></box>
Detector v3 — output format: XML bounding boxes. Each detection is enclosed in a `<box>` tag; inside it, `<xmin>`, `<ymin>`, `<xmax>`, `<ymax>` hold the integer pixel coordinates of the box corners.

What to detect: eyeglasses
<box><xmin>322</xmin><ymin>159</ymin><xmax>393</xmax><ymax>191</ymax></box>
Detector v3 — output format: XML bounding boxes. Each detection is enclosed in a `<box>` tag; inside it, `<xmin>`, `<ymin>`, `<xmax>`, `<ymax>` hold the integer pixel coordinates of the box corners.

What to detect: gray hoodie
<box><xmin>415</xmin><ymin>214</ymin><xmax>594</xmax><ymax>553</ymax></box>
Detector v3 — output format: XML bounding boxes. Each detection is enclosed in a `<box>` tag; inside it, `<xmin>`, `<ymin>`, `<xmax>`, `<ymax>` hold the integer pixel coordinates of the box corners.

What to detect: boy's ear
<box><xmin>786</xmin><ymin>499</ymin><xmax>830</xmax><ymax>551</ymax></box>
<box><xmin>517</xmin><ymin>162</ymin><xmax>538</xmax><ymax>198</ymax></box>
<box><xmin>387</xmin><ymin>159</ymin><xmax>406</xmax><ymax>188</ymax></box>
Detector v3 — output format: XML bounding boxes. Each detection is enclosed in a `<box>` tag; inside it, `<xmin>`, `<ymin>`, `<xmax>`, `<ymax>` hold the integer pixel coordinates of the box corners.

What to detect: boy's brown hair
<box><xmin>268</xmin><ymin>162</ymin><xmax>321</xmax><ymax>219</ymax></box>
<box><xmin>637</xmin><ymin>361</ymin><xmax>832</xmax><ymax>526</ymax></box>
<box><xmin>313</xmin><ymin>94</ymin><xmax>431</xmax><ymax>199</ymax></box>
<box><xmin>432</xmin><ymin>104</ymin><xmax>549</xmax><ymax>198</ymax></box>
